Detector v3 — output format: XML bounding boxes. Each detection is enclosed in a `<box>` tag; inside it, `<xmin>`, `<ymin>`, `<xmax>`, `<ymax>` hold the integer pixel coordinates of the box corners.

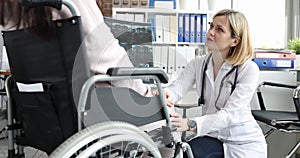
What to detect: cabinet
<box><xmin>111</xmin><ymin>8</ymin><xmax>212</xmax><ymax>76</ymax></box>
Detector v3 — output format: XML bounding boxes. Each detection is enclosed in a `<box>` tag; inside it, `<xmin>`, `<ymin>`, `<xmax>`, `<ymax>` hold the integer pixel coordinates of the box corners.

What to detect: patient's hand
<box><xmin>170</xmin><ymin>112</ymin><xmax>189</xmax><ymax>132</ymax></box>
<box><xmin>152</xmin><ymin>89</ymin><xmax>174</xmax><ymax>107</ymax></box>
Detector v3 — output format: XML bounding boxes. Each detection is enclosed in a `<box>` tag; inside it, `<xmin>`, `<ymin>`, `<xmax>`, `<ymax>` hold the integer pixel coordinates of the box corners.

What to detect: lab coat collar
<box><xmin>206</xmin><ymin>58</ymin><xmax>234</xmax><ymax>81</ymax></box>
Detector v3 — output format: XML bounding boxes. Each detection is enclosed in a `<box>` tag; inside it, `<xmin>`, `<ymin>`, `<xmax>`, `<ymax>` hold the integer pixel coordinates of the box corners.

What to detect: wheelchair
<box><xmin>48</xmin><ymin>67</ymin><xmax>194</xmax><ymax>158</ymax></box>
<box><xmin>2</xmin><ymin>0</ymin><xmax>194</xmax><ymax>157</ymax></box>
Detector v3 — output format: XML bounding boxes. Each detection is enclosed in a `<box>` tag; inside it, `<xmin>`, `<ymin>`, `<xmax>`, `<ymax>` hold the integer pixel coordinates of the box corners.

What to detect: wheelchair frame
<box><xmin>3</xmin><ymin>0</ymin><xmax>194</xmax><ymax>157</ymax></box>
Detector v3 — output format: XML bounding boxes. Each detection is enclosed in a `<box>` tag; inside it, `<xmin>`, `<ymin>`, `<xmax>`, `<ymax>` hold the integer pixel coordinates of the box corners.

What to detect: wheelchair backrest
<box><xmin>2</xmin><ymin>14</ymin><xmax>90</xmax><ymax>154</ymax></box>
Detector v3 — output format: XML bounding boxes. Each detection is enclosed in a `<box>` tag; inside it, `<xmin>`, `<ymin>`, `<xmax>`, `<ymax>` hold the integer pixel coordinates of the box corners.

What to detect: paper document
<box><xmin>16</xmin><ymin>82</ymin><xmax>44</xmax><ymax>92</ymax></box>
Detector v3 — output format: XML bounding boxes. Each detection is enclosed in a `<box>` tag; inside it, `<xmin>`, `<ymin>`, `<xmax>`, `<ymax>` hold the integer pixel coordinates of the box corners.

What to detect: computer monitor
<box><xmin>104</xmin><ymin>17</ymin><xmax>154</xmax><ymax>68</ymax></box>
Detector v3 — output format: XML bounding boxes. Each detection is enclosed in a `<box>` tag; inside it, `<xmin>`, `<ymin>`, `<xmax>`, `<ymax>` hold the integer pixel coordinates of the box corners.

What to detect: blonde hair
<box><xmin>213</xmin><ymin>9</ymin><xmax>253</xmax><ymax>66</ymax></box>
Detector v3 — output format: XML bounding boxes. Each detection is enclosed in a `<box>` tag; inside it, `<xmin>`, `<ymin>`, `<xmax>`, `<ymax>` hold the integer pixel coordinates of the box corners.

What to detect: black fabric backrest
<box><xmin>2</xmin><ymin>16</ymin><xmax>90</xmax><ymax>154</ymax></box>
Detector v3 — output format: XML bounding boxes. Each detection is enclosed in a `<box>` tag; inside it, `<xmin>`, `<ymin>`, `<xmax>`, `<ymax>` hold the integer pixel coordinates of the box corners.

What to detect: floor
<box><xmin>0</xmin><ymin>118</ymin><xmax>48</xmax><ymax>158</ymax></box>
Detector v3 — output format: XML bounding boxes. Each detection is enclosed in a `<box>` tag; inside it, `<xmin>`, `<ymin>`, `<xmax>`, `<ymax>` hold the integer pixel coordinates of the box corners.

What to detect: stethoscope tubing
<box><xmin>199</xmin><ymin>54</ymin><xmax>239</xmax><ymax>109</ymax></box>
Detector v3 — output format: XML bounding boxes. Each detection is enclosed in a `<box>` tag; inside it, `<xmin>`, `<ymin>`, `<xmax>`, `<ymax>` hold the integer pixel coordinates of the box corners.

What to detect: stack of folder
<box><xmin>178</xmin><ymin>13</ymin><xmax>207</xmax><ymax>43</ymax></box>
<box><xmin>253</xmin><ymin>49</ymin><xmax>296</xmax><ymax>69</ymax></box>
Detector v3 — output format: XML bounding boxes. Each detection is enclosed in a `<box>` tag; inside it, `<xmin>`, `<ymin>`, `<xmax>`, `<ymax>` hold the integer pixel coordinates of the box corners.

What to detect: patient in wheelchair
<box><xmin>1</xmin><ymin>0</ymin><xmax>179</xmax><ymax>157</ymax></box>
<box><xmin>0</xmin><ymin>0</ymin><xmax>151</xmax><ymax>96</ymax></box>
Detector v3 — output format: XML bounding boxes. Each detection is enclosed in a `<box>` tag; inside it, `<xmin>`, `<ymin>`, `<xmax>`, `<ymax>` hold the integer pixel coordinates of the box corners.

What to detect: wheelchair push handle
<box><xmin>19</xmin><ymin>0</ymin><xmax>80</xmax><ymax>16</ymax></box>
<box><xmin>19</xmin><ymin>0</ymin><xmax>63</xmax><ymax>10</ymax></box>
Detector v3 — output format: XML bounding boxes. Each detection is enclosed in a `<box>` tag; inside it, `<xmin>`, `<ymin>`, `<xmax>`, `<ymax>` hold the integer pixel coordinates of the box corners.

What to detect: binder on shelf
<box><xmin>169</xmin><ymin>15</ymin><xmax>177</xmax><ymax>42</ymax></box>
<box><xmin>115</xmin><ymin>13</ymin><xmax>126</xmax><ymax>21</ymax></box>
<box><xmin>140</xmin><ymin>0</ymin><xmax>149</xmax><ymax>7</ymax></box>
<box><xmin>176</xmin><ymin>46</ymin><xmax>188</xmax><ymax>75</ymax></box>
<box><xmin>154</xmin><ymin>1</ymin><xmax>173</xmax><ymax>9</ymax></box>
<box><xmin>121</xmin><ymin>0</ymin><xmax>130</xmax><ymax>7</ymax></box>
<box><xmin>124</xmin><ymin>13</ymin><xmax>135</xmax><ymax>22</ymax></box>
<box><xmin>186</xmin><ymin>46</ymin><xmax>196</xmax><ymax>63</ymax></box>
<box><xmin>195</xmin><ymin>14</ymin><xmax>201</xmax><ymax>43</ymax></box>
<box><xmin>134</xmin><ymin>13</ymin><xmax>145</xmax><ymax>22</ymax></box>
<box><xmin>113</xmin><ymin>0</ymin><xmax>122</xmax><ymax>7</ymax></box>
<box><xmin>153</xmin><ymin>46</ymin><xmax>161</xmax><ymax>68</ymax></box>
<box><xmin>201</xmin><ymin>14</ymin><xmax>207</xmax><ymax>42</ymax></box>
<box><xmin>149</xmin><ymin>0</ymin><xmax>176</xmax><ymax>9</ymax></box>
<box><xmin>178</xmin><ymin>13</ymin><xmax>184</xmax><ymax>42</ymax></box>
<box><xmin>168</xmin><ymin>46</ymin><xmax>176</xmax><ymax>74</ymax></box>
<box><xmin>160</xmin><ymin>46</ymin><xmax>169</xmax><ymax>73</ymax></box>
<box><xmin>253</xmin><ymin>58</ymin><xmax>294</xmax><ymax>69</ymax></box>
<box><xmin>163</xmin><ymin>15</ymin><xmax>170</xmax><ymax>42</ymax></box>
<box><xmin>131</xmin><ymin>0</ymin><xmax>139</xmax><ymax>7</ymax></box>
<box><xmin>183</xmin><ymin>14</ymin><xmax>190</xmax><ymax>42</ymax></box>
<box><xmin>149</xmin><ymin>17</ymin><xmax>155</xmax><ymax>41</ymax></box>
<box><xmin>189</xmin><ymin>14</ymin><xmax>196</xmax><ymax>43</ymax></box>
<box><xmin>254</xmin><ymin>50</ymin><xmax>296</xmax><ymax>60</ymax></box>
<box><xmin>155</xmin><ymin>15</ymin><xmax>164</xmax><ymax>42</ymax></box>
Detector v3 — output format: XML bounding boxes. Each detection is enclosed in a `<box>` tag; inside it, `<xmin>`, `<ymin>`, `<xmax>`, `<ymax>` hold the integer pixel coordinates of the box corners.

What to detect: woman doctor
<box><xmin>165</xmin><ymin>9</ymin><xmax>267</xmax><ymax>158</ymax></box>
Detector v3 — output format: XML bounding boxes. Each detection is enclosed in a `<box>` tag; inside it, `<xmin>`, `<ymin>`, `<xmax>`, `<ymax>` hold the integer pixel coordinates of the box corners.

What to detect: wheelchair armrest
<box><xmin>174</xmin><ymin>104</ymin><xmax>198</xmax><ymax>109</ymax></box>
<box><xmin>19</xmin><ymin>0</ymin><xmax>62</xmax><ymax>10</ymax></box>
<box><xmin>107</xmin><ymin>67</ymin><xmax>169</xmax><ymax>84</ymax></box>
<box><xmin>260</xmin><ymin>81</ymin><xmax>297</xmax><ymax>89</ymax></box>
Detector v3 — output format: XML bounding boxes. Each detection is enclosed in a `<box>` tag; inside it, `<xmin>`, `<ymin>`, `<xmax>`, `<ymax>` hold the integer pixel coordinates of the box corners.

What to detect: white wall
<box><xmin>237</xmin><ymin>0</ymin><xmax>286</xmax><ymax>49</ymax></box>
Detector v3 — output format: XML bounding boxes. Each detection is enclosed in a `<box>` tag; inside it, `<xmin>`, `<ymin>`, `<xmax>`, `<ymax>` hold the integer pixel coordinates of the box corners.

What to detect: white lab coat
<box><xmin>168</xmin><ymin>54</ymin><xmax>267</xmax><ymax>158</ymax></box>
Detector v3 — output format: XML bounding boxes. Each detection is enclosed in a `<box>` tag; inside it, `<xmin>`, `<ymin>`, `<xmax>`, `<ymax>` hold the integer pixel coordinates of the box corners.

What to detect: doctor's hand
<box><xmin>170</xmin><ymin>112</ymin><xmax>189</xmax><ymax>132</ymax></box>
<box><xmin>152</xmin><ymin>89</ymin><xmax>174</xmax><ymax>107</ymax></box>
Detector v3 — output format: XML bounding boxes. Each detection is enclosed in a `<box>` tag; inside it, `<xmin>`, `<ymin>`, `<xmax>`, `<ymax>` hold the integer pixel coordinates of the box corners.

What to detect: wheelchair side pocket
<box><xmin>11</xmin><ymin>83</ymin><xmax>64</xmax><ymax>154</ymax></box>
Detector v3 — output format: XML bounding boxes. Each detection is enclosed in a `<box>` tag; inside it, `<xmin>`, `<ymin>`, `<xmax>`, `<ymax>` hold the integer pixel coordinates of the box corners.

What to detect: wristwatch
<box><xmin>188</xmin><ymin>119</ymin><xmax>197</xmax><ymax>131</ymax></box>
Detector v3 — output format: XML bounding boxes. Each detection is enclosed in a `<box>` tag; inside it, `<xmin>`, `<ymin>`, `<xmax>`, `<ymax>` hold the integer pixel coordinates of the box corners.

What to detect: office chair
<box><xmin>2</xmin><ymin>0</ymin><xmax>90</xmax><ymax>156</ymax></box>
<box><xmin>251</xmin><ymin>81</ymin><xmax>300</xmax><ymax>158</ymax></box>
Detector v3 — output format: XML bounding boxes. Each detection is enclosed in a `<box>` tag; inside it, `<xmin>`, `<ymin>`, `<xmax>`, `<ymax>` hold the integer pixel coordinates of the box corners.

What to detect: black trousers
<box><xmin>184</xmin><ymin>136</ymin><xmax>224</xmax><ymax>158</ymax></box>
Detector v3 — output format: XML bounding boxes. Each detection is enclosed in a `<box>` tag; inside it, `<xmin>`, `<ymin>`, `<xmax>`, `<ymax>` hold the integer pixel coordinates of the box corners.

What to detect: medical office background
<box><xmin>0</xmin><ymin>0</ymin><xmax>299</xmax><ymax>158</ymax></box>
<box><xmin>98</xmin><ymin>0</ymin><xmax>300</xmax><ymax>157</ymax></box>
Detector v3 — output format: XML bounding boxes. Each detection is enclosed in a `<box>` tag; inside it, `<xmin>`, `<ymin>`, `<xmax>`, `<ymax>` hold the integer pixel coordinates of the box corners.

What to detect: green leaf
<box><xmin>288</xmin><ymin>38</ymin><xmax>300</xmax><ymax>54</ymax></box>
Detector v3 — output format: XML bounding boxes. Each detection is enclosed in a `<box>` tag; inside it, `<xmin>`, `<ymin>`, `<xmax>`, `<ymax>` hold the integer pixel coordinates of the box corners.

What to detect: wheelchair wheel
<box><xmin>49</xmin><ymin>121</ymin><xmax>162</xmax><ymax>158</ymax></box>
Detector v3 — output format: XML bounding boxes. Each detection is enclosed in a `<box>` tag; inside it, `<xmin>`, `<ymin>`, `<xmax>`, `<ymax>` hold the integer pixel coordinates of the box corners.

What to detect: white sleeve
<box><xmin>167</xmin><ymin>58</ymin><xmax>197</xmax><ymax>103</ymax></box>
<box><xmin>71</xmin><ymin>0</ymin><xmax>149</xmax><ymax>96</ymax></box>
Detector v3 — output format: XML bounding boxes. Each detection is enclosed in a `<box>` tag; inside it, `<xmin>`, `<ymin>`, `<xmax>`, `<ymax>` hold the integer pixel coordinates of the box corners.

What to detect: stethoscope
<box><xmin>198</xmin><ymin>54</ymin><xmax>239</xmax><ymax>108</ymax></box>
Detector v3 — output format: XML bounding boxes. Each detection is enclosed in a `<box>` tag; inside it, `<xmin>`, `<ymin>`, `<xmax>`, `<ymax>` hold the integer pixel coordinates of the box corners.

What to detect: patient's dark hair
<box><xmin>0</xmin><ymin>0</ymin><xmax>53</xmax><ymax>36</ymax></box>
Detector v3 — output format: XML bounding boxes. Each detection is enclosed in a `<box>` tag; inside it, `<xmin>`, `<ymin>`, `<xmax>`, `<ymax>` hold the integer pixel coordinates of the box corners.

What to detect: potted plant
<box><xmin>289</xmin><ymin>38</ymin><xmax>300</xmax><ymax>68</ymax></box>
<box><xmin>288</xmin><ymin>38</ymin><xmax>300</xmax><ymax>54</ymax></box>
